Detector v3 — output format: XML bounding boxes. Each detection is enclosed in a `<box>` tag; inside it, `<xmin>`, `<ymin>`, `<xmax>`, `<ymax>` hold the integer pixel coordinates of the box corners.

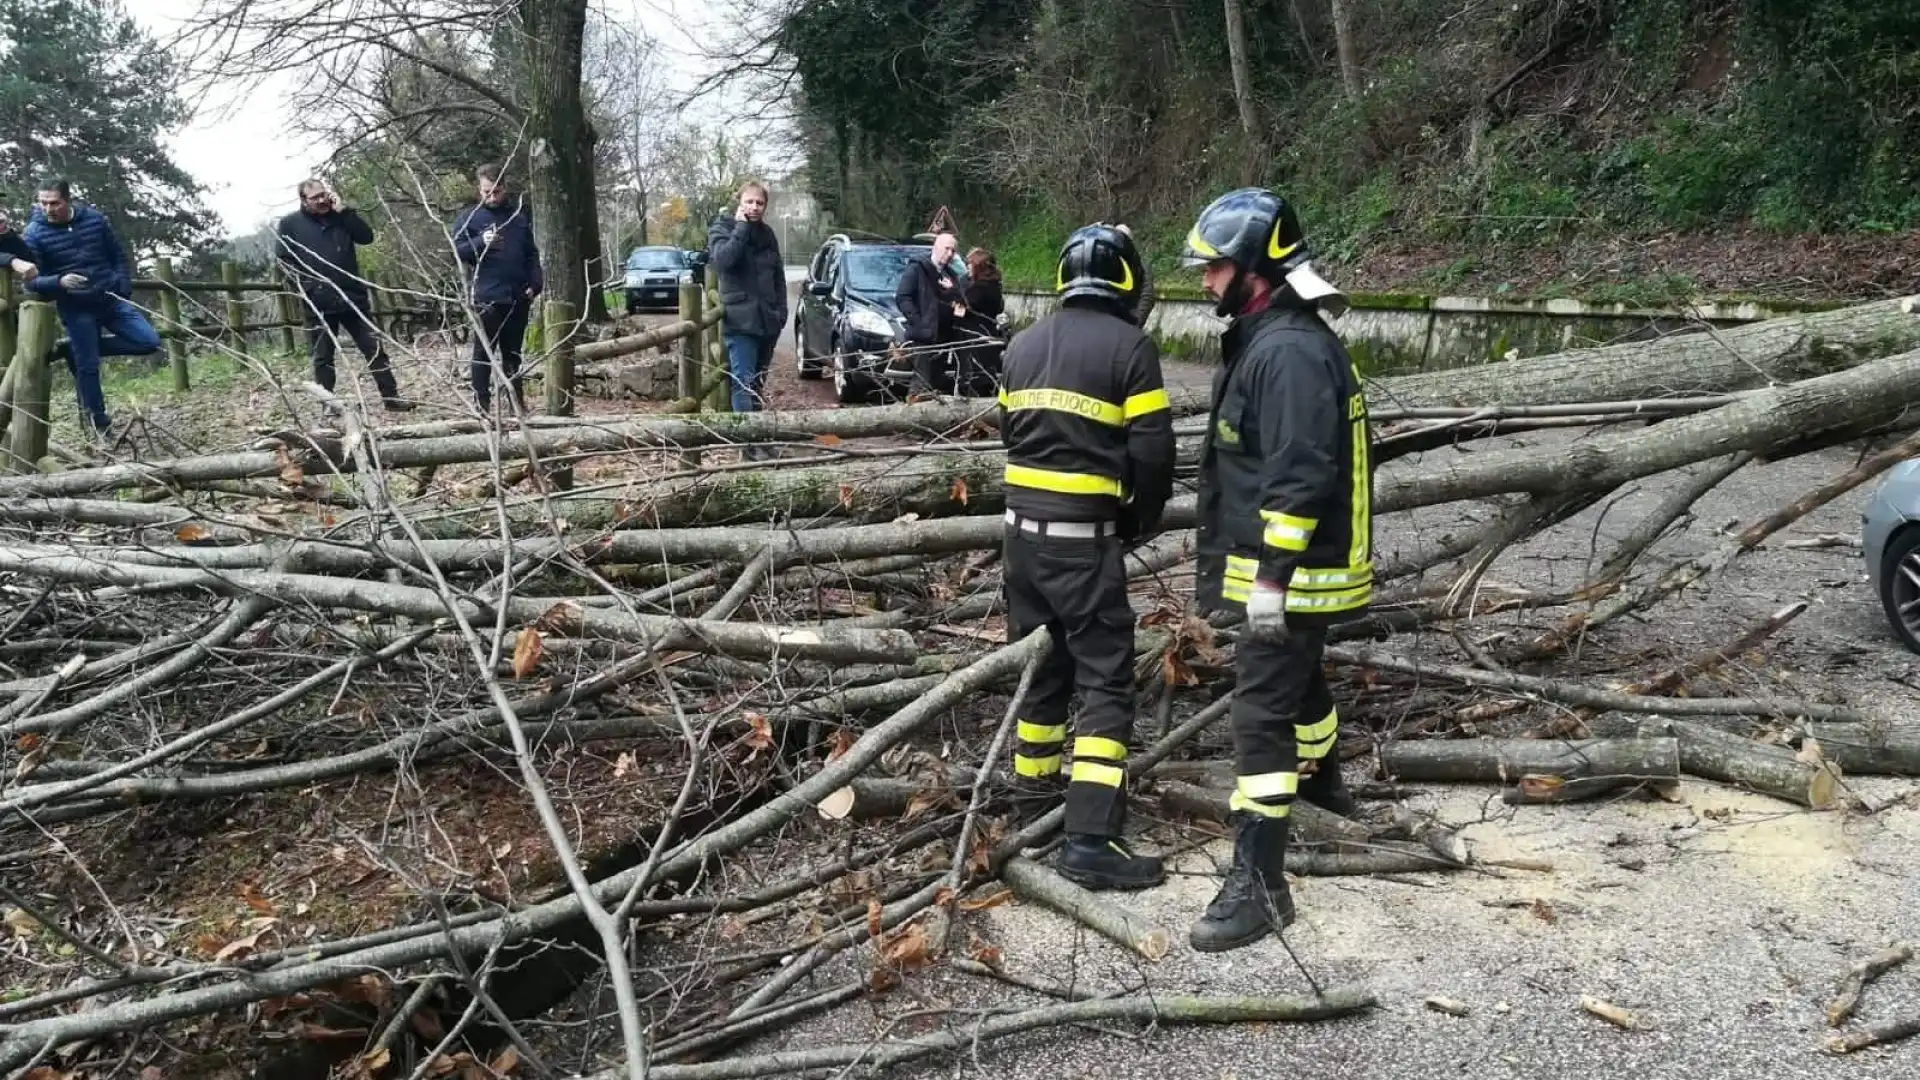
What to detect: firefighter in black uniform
<box><xmin>998</xmin><ymin>223</ymin><xmax>1176</xmax><ymax>891</ymax></box>
<box><xmin>1178</xmin><ymin>188</ymin><xmax>1374</xmax><ymax>952</ymax></box>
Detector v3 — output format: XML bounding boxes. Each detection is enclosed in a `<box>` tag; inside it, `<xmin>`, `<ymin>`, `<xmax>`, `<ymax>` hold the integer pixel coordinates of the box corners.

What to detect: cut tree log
<box><xmin>1603</xmin><ymin>716</ymin><xmax>1841</xmax><ymax>808</ymax></box>
<box><xmin>1802</xmin><ymin>723</ymin><xmax>1920</xmax><ymax>776</ymax></box>
<box><xmin>1374</xmin><ymin>295</ymin><xmax>1920</xmax><ymax>408</ymax></box>
<box><xmin>1000</xmin><ymin>857</ymin><xmax>1172</xmax><ymax>960</ymax></box>
<box><xmin>1378</xmin><ymin>738</ymin><xmax>1681</xmax><ymax>787</ymax></box>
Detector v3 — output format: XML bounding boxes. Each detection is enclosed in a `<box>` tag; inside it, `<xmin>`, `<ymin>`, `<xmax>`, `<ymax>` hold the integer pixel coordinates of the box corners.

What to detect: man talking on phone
<box><xmin>276</xmin><ymin>177</ymin><xmax>414</xmax><ymax>412</ymax></box>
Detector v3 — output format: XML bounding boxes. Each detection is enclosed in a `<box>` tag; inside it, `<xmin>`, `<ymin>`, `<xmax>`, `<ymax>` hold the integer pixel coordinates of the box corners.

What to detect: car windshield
<box><xmin>628</xmin><ymin>250</ymin><xmax>681</xmax><ymax>271</ymax></box>
<box><xmin>843</xmin><ymin>248</ymin><xmax>926</xmax><ymax>295</ymax></box>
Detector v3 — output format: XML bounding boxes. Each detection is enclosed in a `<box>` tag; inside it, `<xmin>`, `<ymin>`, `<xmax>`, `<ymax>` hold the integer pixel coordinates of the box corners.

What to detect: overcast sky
<box><xmin>130</xmin><ymin>0</ymin><xmax>770</xmax><ymax>237</ymax></box>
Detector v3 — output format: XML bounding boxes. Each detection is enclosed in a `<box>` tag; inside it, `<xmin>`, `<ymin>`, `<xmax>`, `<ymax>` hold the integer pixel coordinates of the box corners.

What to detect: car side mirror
<box><xmin>806</xmin><ymin>281</ymin><xmax>832</xmax><ymax>297</ymax></box>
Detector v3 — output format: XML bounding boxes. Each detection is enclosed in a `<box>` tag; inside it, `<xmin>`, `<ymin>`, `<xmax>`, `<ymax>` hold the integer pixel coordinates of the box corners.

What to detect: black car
<box><xmin>794</xmin><ymin>233</ymin><xmax>1007</xmax><ymax>404</ymax></box>
<box><xmin>623</xmin><ymin>245</ymin><xmax>692</xmax><ymax>313</ymax></box>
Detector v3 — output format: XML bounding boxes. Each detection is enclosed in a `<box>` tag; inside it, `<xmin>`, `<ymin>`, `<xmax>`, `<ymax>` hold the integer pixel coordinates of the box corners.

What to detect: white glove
<box><xmin>1245</xmin><ymin>581</ymin><xmax>1289</xmax><ymax>642</ymax></box>
<box><xmin>59</xmin><ymin>273</ymin><xmax>88</xmax><ymax>291</ymax></box>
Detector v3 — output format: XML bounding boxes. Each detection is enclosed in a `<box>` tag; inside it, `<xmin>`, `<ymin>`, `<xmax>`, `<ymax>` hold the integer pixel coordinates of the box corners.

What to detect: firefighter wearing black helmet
<box><xmin>996</xmin><ymin>222</ymin><xmax>1176</xmax><ymax>891</ymax></box>
<box><xmin>1179</xmin><ymin>188</ymin><xmax>1373</xmax><ymax>952</ymax></box>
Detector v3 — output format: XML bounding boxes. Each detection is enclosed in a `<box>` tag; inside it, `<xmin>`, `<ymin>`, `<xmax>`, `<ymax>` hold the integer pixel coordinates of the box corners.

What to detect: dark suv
<box><xmin>793</xmin><ymin>233</ymin><xmax>1007</xmax><ymax>404</ymax></box>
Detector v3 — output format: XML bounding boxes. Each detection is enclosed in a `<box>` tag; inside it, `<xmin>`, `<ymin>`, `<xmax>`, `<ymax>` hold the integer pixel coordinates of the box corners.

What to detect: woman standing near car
<box><xmin>964</xmin><ymin>247</ymin><xmax>1004</xmax><ymax>320</ymax></box>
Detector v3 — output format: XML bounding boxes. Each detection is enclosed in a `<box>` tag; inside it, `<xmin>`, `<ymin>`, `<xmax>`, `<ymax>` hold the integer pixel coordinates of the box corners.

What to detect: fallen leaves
<box><xmin>174</xmin><ymin>523</ymin><xmax>212</xmax><ymax>542</ymax></box>
<box><xmin>950</xmin><ymin>476</ymin><xmax>969</xmax><ymax>505</ymax></box>
<box><xmin>275</xmin><ymin>446</ymin><xmax>305</xmax><ymax>486</ymax></box>
<box><xmin>815</xmin><ymin>433</ymin><xmax>842</xmax><ymax>447</ymax></box>
<box><xmin>743</xmin><ymin>712</ymin><xmax>775</xmax><ymax>753</ymax></box>
<box><xmin>239</xmin><ymin>881</ymin><xmax>276</xmax><ymax>916</ymax></box>
<box><xmin>511</xmin><ymin>628</ymin><xmax>544</xmax><ymax>678</ymax></box>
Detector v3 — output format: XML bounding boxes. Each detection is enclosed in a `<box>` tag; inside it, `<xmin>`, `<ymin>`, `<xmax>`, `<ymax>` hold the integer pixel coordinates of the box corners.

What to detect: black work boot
<box><xmin>1053</xmin><ymin>834</ymin><xmax>1165</xmax><ymax>891</ymax></box>
<box><xmin>1189</xmin><ymin>812</ymin><xmax>1295</xmax><ymax>953</ymax></box>
<box><xmin>1298</xmin><ymin>760</ymin><xmax>1357</xmax><ymax>817</ymax></box>
<box><xmin>1009</xmin><ymin>774</ymin><xmax>1063</xmax><ymax>827</ymax></box>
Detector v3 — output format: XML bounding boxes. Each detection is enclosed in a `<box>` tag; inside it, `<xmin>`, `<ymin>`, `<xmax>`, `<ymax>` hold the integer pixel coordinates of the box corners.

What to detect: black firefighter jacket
<box><xmin>1196</xmin><ymin>300</ymin><xmax>1375</xmax><ymax>622</ymax></box>
<box><xmin>997</xmin><ymin>302</ymin><xmax>1175</xmax><ymax>533</ymax></box>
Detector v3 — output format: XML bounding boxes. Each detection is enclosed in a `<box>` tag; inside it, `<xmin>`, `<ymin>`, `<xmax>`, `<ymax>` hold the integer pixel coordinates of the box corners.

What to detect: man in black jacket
<box><xmin>452</xmin><ymin>164</ymin><xmax>544</xmax><ymax>415</ymax></box>
<box><xmin>895</xmin><ymin>231</ymin><xmax>966</xmax><ymax>394</ymax></box>
<box><xmin>997</xmin><ymin>223</ymin><xmax>1176</xmax><ymax>892</ymax></box>
<box><xmin>276</xmin><ymin>178</ymin><xmax>413</xmax><ymax>412</ymax></box>
<box><xmin>1179</xmin><ymin>187</ymin><xmax>1372</xmax><ymax>954</ymax></box>
<box><xmin>707</xmin><ymin>182</ymin><xmax>786</xmax><ymax>456</ymax></box>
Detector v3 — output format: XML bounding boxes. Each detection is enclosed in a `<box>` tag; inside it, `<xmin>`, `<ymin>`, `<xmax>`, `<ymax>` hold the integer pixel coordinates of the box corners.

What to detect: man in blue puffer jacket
<box><xmin>21</xmin><ymin>179</ymin><xmax>162</xmax><ymax>436</ymax></box>
<box><xmin>451</xmin><ymin>163</ymin><xmax>543</xmax><ymax>414</ymax></box>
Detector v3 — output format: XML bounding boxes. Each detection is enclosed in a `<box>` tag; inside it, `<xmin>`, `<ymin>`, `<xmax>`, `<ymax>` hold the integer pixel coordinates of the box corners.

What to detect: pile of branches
<box><xmin>3</xmin><ymin>295</ymin><xmax>1920</xmax><ymax>1076</ymax></box>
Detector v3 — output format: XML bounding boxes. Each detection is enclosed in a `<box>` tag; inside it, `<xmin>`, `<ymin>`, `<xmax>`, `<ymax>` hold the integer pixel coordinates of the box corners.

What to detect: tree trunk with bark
<box><xmin>1330</xmin><ymin>0</ymin><xmax>1361</xmax><ymax>99</ymax></box>
<box><xmin>1222</xmin><ymin>0</ymin><xmax>1262</xmax><ymax>180</ymax></box>
<box><xmin>517</xmin><ymin>0</ymin><xmax>606</xmax><ymax>323</ymax></box>
<box><xmin>1377</xmin><ymin>296</ymin><xmax>1920</xmax><ymax>408</ymax></box>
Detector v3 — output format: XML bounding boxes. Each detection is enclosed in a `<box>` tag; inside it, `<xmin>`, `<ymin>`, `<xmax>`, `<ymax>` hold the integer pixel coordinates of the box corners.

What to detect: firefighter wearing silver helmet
<box><xmin>1179</xmin><ymin>188</ymin><xmax>1373</xmax><ymax>952</ymax></box>
<box><xmin>996</xmin><ymin>222</ymin><xmax>1176</xmax><ymax>891</ymax></box>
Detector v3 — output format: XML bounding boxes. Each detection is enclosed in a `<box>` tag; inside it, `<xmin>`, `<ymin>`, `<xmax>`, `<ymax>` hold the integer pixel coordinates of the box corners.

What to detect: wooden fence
<box><xmin>0</xmin><ymin>264</ymin><xmax>732</xmax><ymax>475</ymax></box>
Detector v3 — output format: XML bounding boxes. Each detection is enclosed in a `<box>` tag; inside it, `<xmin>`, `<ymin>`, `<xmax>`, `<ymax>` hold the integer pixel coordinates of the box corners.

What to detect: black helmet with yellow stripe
<box><xmin>1180</xmin><ymin>187</ymin><xmax>1345</xmax><ymax>317</ymax></box>
<box><xmin>1056</xmin><ymin>223</ymin><xmax>1145</xmax><ymax>315</ymax></box>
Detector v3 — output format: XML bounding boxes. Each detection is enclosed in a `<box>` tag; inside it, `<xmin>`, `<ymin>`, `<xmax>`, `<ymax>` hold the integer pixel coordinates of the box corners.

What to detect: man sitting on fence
<box><xmin>20</xmin><ymin>179</ymin><xmax>162</xmax><ymax>439</ymax></box>
<box><xmin>275</xmin><ymin>178</ymin><xmax>414</xmax><ymax>413</ymax></box>
<box><xmin>451</xmin><ymin>163</ymin><xmax>543</xmax><ymax>415</ymax></box>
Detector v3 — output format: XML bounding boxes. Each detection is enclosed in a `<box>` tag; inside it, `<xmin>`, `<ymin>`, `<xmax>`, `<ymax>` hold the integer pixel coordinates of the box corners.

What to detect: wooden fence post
<box><xmin>3</xmin><ymin>302</ymin><xmax>58</xmax><ymax>474</ymax></box>
<box><xmin>154</xmin><ymin>257</ymin><xmax>190</xmax><ymax>390</ymax></box>
<box><xmin>544</xmin><ymin>299</ymin><xmax>577</xmax><ymax>490</ymax></box>
<box><xmin>221</xmin><ymin>260</ymin><xmax>246</xmax><ymax>356</ymax></box>
<box><xmin>678</xmin><ymin>282</ymin><xmax>705</xmax><ymax>467</ymax></box>
<box><xmin>273</xmin><ymin>266</ymin><xmax>300</xmax><ymax>355</ymax></box>
<box><xmin>704</xmin><ymin>268</ymin><xmax>732</xmax><ymax>412</ymax></box>
<box><xmin>0</xmin><ymin>274</ymin><xmax>16</xmax><ymax>383</ymax></box>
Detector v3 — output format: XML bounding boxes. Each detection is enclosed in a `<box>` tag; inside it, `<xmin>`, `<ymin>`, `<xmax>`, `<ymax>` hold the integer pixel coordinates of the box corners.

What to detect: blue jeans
<box><xmin>723</xmin><ymin>331</ymin><xmax>776</xmax><ymax>412</ymax></box>
<box><xmin>57</xmin><ymin>297</ymin><xmax>161</xmax><ymax>431</ymax></box>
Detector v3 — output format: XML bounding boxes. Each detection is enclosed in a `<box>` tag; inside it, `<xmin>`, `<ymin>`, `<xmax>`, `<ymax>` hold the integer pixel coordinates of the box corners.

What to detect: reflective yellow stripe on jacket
<box><xmin>1003</xmin><ymin>464</ymin><xmax>1125</xmax><ymax>498</ymax></box>
<box><xmin>1223</xmin><ymin>555</ymin><xmax>1372</xmax><ymax>613</ymax></box>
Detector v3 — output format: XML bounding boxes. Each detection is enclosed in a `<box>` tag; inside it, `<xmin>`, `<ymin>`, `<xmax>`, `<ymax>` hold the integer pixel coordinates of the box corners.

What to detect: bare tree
<box><xmin>175</xmin><ymin>0</ymin><xmax>611</xmax><ymax>321</ymax></box>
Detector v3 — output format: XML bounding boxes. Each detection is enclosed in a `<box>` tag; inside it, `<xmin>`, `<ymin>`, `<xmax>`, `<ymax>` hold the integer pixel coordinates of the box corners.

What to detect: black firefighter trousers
<box><xmin>1228</xmin><ymin>624</ymin><xmax>1339</xmax><ymax>822</ymax></box>
<box><xmin>1002</xmin><ymin>516</ymin><xmax>1137</xmax><ymax>837</ymax></box>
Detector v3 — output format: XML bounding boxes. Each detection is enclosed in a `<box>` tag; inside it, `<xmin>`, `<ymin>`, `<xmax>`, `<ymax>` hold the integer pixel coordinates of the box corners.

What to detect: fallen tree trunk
<box><xmin>1378</xmin><ymin>738</ymin><xmax>1681</xmax><ymax>785</ymax></box>
<box><xmin>1378</xmin><ymin>346</ymin><xmax>1920</xmax><ymax>513</ymax></box>
<box><xmin>1802</xmin><ymin>722</ymin><xmax>1920</xmax><ymax>776</ymax></box>
<box><xmin>0</xmin><ymin>551</ymin><xmax>917</xmax><ymax>665</ymax></box>
<box><xmin>1374</xmin><ymin>295</ymin><xmax>1920</xmax><ymax>408</ymax></box>
<box><xmin>0</xmin><ymin>399</ymin><xmax>1015</xmax><ymax>500</ymax></box>
<box><xmin>1602</xmin><ymin>715</ymin><xmax>1842</xmax><ymax>808</ymax></box>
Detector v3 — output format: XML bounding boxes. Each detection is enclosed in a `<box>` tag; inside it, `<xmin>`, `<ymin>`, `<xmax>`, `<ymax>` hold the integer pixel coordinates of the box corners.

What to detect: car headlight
<box><xmin>847</xmin><ymin>308</ymin><xmax>894</xmax><ymax>338</ymax></box>
<box><xmin>679</xmin><ymin>270</ymin><xmax>693</xmax><ymax>284</ymax></box>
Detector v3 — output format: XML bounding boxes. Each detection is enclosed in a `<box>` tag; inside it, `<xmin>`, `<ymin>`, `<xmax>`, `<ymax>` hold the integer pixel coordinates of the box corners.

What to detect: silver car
<box><xmin>1863</xmin><ymin>458</ymin><xmax>1920</xmax><ymax>653</ymax></box>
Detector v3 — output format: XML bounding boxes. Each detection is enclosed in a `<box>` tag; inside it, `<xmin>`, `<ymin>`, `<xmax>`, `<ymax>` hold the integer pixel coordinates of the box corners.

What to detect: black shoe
<box><xmin>1053</xmin><ymin>834</ymin><xmax>1165</xmax><ymax>892</ymax></box>
<box><xmin>383</xmin><ymin>396</ymin><xmax>418</xmax><ymax>413</ymax></box>
<box><xmin>1189</xmin><ymin>813</ymin><xmax>1295</xmax><ymax>953</ymax></box>
<box><xmin>1009</xmin><ymin>774</ymin><xmax>1063</xmax><ymax>827</ymax></box>
<box><xmin>1298</xmin><ymin>761</ymin><xmax>1357</xmax><ymax>818</ymax></box>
